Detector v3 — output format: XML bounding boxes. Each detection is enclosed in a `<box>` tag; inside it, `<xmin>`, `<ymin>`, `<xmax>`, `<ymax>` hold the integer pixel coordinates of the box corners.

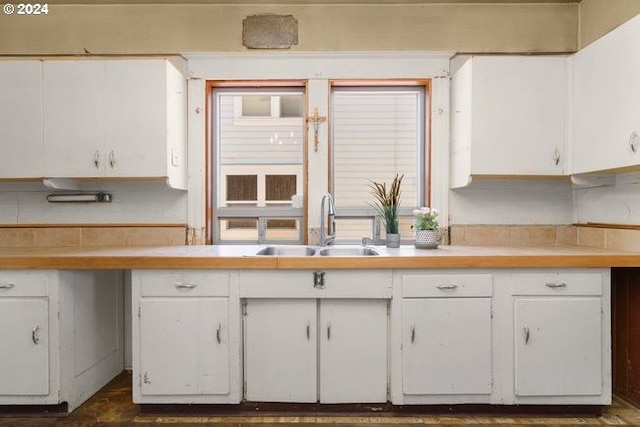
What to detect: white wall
<box><xmin>450</xmin><ymin>180</ymin><xmax>574</xmax><ymax>225</ymax></box>
<box><xmin>573</xmin><ymin>173</ymin><xmax>640</xmax><ymax>225</ymax></box>
<box><xmin>0</xmin><ymin>181</ymin><xmax>187</xmax><ymax>225</ymax></box>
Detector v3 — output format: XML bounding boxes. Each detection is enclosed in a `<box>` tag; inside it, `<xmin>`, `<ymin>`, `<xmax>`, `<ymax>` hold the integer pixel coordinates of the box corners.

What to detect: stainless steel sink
<box><xmin>254</xmin><ymin>246</ymin><xmax>317</xmax><ymax>256</ymax></box>
<box><xmin>318</xmin><ymin>247</ymin><xmax>381</xmax><ymax>256</ymax></box>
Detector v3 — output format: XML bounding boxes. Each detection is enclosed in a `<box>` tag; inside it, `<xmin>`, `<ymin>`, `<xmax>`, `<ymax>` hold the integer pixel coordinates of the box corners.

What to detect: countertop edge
<box><xmin>0</xmin><ymin>245</ymin><xmax>639</xmax><ymax>269</ymax></box>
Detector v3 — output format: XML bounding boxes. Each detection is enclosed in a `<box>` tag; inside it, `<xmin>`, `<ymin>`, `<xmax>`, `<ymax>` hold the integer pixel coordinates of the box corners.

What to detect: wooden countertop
<box><xmin>0</xmin><ymin>244</ymin><xmax>639</xmax><ymax>270</ymax></box>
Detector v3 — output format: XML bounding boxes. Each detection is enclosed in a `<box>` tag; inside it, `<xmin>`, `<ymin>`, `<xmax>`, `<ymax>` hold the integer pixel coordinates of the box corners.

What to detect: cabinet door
<box><xmin>104</xmin><ymin>60</ymin><xmax>167</xmax><ymax>178</ymax></box>
<box><xmin>0</xmin><ymin>298</ymin><xmax>49</xmax><ymax>395</ymax></box>
<box><xmin>572</xmin><ymin>16</ymin><xmax>640</xmax><ymax>174</ymax></box>
<box><xmin>319</xmin><ymin>299</ymin><xmax>388</xmax><ymax>403</ymax></box>
<box><xmin>139</xmin><ymin>297</ymin><xmax>229</xmax><ymax>395</ymax></box>
<box><xmin>0</xmin><ymin>61</ymin><xmax>43</xmax><ymax>178</ymax></box>
<box><xmin>471</xmin><ymin>56</ymin><xmax>567</xmax><ymax>176</ymax></box>
<box><xmin>244</xmin><ymin>299</ymin><xmax>317</xmax><ymax>402</ymax></box>
<box><xmin>514</xmin><ymin>297</ymin><xmax>602</xmax><ymax>396</ymax></box>
<box><xmin>403</xmin><ymin>298</ymin><xmax>492</xmax><ymax>395</ymax></box>
<box><xmin>43</xmin><ymin>61</ymin><xmax>105</xmax><ymax>177</ymax></box>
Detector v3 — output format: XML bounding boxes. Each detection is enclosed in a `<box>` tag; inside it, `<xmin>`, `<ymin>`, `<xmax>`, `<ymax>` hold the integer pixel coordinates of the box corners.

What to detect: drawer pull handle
<box><xmin>306</xmin><ymin>322</ymin><xmax>311</xmax><ymax>340</ymax></box>
<box><xmin>327</xmin><ymin>322</ymin><xmax>331</xmax><ymax>341</ymax></box>
<box><xmin>524</xmin><ymin>325</ymin><xmax>530</xmax><ymax>345</ymax></box>
<box><xmin>93</xmin><ymin>150</ymin><xmax>100</xmax><ymax>169</ymax></box>
<box><xmin>175</xmin><ymin>283</ymin><xmax>196</xmax><ymax>290</ymax></box>
<box><xmin>437</xmin><ymin>284</ymin><xmax>458</xmax><ymax>290</ymax></box>
<box><xmin>0</xmin><ymin>283</ymin><xmax>15</xmax><ymax>290</ymax></box>
<box><xmin>216</xmin><ymin>323</ymin><xmax>221</xmax><ymax>344</ymax></box>
<box><xmin>32</xmin><ymin>324</ymin><xmax>40</xmax><ymax>345</ymax></box>
<box><xmin>410</xmin><ymin>323</ymin><xmax>416</xmax><ymax>344</ymax></box>
<box><xmin>545</xmin><ymin>282</ymin><xmax>567</xmax><ymax>289</ymax></box>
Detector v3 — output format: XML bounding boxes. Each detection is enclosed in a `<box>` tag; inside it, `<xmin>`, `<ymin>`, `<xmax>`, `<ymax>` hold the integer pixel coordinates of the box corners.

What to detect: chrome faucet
<box><xmin>320</xmin><ymin>193</ymin><xmax>336</xmax><ymax>246</ymax></box>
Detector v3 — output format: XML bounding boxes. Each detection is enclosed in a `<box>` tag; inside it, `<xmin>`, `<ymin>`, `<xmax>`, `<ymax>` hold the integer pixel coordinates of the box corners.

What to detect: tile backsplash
<box><xmin>450</xmin><ymin>224</ymin><xmax>640</xmax><ymax>252</ymax></box>
<box><xmin>0</xmin><ymin>226</ymin><xmax>187</xmax><ymax>247</ymax></box>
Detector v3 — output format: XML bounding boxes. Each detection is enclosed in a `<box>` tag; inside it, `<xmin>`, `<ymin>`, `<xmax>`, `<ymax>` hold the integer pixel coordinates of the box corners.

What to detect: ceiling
<box><xmin>42</xmin><ymin>0</ymin><xmax>581</xmax><ymax>4</ymax></box>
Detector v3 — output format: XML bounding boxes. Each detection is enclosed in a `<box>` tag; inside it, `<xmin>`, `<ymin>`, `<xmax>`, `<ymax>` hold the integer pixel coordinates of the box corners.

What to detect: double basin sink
<box><xmin>254</xmin><ymin>245</ymin><xmax>381</xmax><ymax>257</ymax></box>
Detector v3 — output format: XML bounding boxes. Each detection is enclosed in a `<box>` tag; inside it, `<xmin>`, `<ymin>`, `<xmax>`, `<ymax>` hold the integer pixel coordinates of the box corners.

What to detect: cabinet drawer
<box><xmin>512</xmin><ymin>272</ymin><xmax>603</xmax><ymax>296</ymax></box>
<box><xmin>240</xmin><ymin>270</ymin><xmax>392</xmax><ymax>298</ymax></box>
<box><xmin>402</xmin><ymin>274</ymin><xmax>493</xmax><ymax>298</ymax></box>
<box><xmin>0</xmin><ymin>271</ymin><xmax>49</xmax><ymax>296</ymax></box>
<box><xmin>138</xmin><ymin>271</ymin><xmax>229</xmax><ymax>297</ymax></box>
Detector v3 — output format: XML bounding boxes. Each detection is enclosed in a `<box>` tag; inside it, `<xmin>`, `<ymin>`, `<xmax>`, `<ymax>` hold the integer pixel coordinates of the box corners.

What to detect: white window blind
<box><xmin>332</xmin><ymin>89</ymin><xmax>423</xmax><ymax>209</ymax></box>
<box><xmin>331</xmin><ymin>87</ymin><xmax>426</xmax><ymax>242</ymax></box>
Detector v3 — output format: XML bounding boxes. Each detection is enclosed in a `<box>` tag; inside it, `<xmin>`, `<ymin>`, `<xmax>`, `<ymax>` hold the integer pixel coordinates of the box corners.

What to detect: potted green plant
<box><xmin>412</xmin><ymin>207</ymin><xmax>440</xmax><ymax>249</ymax></box>
<box><xmin>369</xmin><ymin>174</ymin><xmax>404</xmax><ymax>248</ymax></box>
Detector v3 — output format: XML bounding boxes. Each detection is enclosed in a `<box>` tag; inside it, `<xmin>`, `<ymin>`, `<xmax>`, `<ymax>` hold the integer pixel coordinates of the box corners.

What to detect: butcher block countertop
<box><xmin>0</xmin><ymin>244</ymin><xmax>639</xmax><ymax>270</ymax></box>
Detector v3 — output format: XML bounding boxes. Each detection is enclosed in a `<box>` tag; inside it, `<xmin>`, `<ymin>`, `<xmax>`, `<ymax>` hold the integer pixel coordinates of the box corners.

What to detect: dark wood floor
<box><xmin>2</xmin><ymin>371</ymin><xmax>640</xmax><ymax>426</ymax></box>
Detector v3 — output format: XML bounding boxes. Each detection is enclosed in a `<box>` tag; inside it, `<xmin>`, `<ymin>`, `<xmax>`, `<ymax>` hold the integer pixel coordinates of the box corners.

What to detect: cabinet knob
<box><xmin>630</xmin><ymin>131</ymin><xmax>638</xmax><ymax>154</ymax></box>
<box><xmin>32</xmin><ymin>324</ymin><xmax>40</xmax><ymax>345</ymax></box>
<box><xmin>93</xmin><ymin>151</ymin><xmax>100</xmax><ymax>169</ymax></box>
<box><xmin>553</xmin><ymin>148</ymin><xmax>561</xmax><ymax>166</ymax></box>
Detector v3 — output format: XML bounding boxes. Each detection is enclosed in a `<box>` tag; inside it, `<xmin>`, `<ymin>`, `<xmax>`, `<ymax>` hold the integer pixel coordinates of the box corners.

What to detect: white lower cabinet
<box><xmin>393</xmin><ymin>268</ymin><xmax>611</xmax><ymax>406</ymax></box>
<box><xmin>0</xmin><ymin>297</ymin><xmax>49</xmax><ymax>395</ymax></box>
<box><xmin>319</xmin><ymin>299</ymin><xmax>388</xmax><ymax>403</ymax></box>
<box><xmin>243</xmin><ymin>298</ymin><xmax>388</xmax><ymax>403</ymax></box>
<box><xmin>139</xmin><ymin>297</ymin><xmax>230</xmax><ymax>396</ymax></box>
<box><xmin>241</xmin><ymin>269</ymin><xmax>391</xmax><ymax>404</ymax></box>
<box><xmin>514</xmin><ymin>298</ymin><xmax>602</xmax><ymax>396</ymax></box>
<box><xmin>131</xmin><ymin>270</ymin><xmax>241</xmax><ymax>404</ymax></box>
<box><xmin>128</xmin><ymin>266</ymin><xmax>610</xmax><ymax>408</ymax></box>
<box><xmin>403</xmin><ymin>298</ymin><xmax>492</xmax><ymax>396</ymax></box>
<box><xmin>0</xmin><ymin>270</ymin><xmax>124</xmax><ymax>411</ymax></box>
<box><xmin>244</xmin><ymin>299</ymin><xmax>317</xmax><ymax>403</ymax></box>
<box><xmin>511</xmin><ymin>271</ymin><xmax>610</xmax><ymax>403</ymax></box>
<box><xmin>399</xmin><ymin>273</ymin><xmax>493</xmax><ymax>402</ymax></box>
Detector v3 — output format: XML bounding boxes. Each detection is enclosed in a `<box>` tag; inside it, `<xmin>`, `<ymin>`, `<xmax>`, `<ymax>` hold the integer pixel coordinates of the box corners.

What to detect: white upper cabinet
<box><xmin>571</xmin><ymin>15</ymin><xmax>640</xmax><ymax>175</ymax></box>
<box><xmin>43</xmin><ymin>61</ymin><xmax>106</xmax><ymax>178</ymax></box>
<box><xmin>0</xmin><ymin>61</ymin><xmax>43</xmax><ymax>179</ymax></box>
<box><xmin>43</xmin><ymin>59</ymin><xmax>187</xmax><ymax>188</ymax></box>
<box><xmin>451</xmin><ymin>56</ymin><xmax>569</xmax><ymax>188</ymax></box>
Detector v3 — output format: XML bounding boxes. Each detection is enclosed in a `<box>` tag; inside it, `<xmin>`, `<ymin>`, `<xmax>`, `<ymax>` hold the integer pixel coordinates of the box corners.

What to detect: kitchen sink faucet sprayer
<box><xmin>320</xmin><ymin>193</ymin><xmax>336</xmax><ymax>246</ymax></box>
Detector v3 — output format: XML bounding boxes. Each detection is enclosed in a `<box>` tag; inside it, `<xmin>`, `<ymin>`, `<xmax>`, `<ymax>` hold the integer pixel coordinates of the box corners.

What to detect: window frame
<box><xmin>208</xmin><ymin>82</ymin><xmax>307</xmax><ymax>245</ymax></box>
<box><xmin>329</xmin><ymin>80</ymin><xmax>431</xmax><ymax>244</ymax></box>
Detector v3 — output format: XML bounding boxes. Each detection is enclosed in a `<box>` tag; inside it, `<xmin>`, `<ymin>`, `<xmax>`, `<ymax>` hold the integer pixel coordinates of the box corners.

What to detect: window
<box><xmin>212</xmin><ymin>87</ymin><xmax>305</xmax><ymax>244</ymax></box>
<box><xmin>331</xmin><ymin>85</ymin><xmax>428</xmax><ymax>243</ymax></box>
<box><xmin>234</xmin><ymin>95</ymin><xmax>304</xmax><ymax>119</ymax></box>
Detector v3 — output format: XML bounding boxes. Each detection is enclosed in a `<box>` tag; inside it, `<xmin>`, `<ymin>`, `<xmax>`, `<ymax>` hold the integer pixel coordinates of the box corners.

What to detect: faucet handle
<box><xmin>362</xmin><ymin>237</ymin><xmax>373</xmax><ymax>246</ymax></box>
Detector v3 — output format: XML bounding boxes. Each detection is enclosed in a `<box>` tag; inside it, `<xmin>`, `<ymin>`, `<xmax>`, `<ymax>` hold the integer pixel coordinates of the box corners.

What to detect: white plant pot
<box><xmin>414</xmin><ymin>229</ymin><xmax>439</xmax><ymax>249</ymax></box>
